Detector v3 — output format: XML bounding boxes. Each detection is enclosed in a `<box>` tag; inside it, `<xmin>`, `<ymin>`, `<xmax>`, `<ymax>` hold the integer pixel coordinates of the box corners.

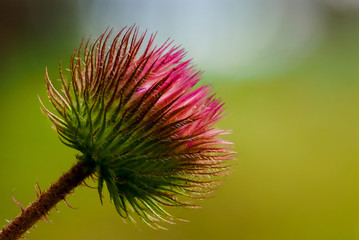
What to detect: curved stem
<box><xmin>0</xmin><ymin>161</ymin><xmax>92</xmax><ymax>240</ymax></box>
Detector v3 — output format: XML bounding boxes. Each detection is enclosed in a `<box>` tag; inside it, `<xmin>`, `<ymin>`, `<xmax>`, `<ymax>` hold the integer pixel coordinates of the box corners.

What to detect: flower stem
<box><xmin>0</xmin><ymin>161</ymin><xmax>92</xmax><ymax>240</ymax></box>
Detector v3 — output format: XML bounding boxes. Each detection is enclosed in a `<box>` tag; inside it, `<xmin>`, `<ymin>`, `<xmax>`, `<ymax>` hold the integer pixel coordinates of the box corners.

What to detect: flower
<box><xmin>40</xmin><ymin>26</ymin><xmax>234</xmax><ymax>229</ymax></box>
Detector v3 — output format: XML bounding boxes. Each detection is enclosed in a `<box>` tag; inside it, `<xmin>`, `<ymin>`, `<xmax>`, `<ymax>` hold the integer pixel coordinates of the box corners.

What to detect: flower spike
<box><xmin>40</xmin><ymin>26</ymin><xmax>234</xmax><ymax>228</ymax></box>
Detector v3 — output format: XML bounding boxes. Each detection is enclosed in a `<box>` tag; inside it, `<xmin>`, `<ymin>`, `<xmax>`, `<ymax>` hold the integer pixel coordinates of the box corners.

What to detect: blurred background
<box><xmin>0</xmin><ymin>0</ymin><xmax>359</xmax><ymax>239</ymax></box>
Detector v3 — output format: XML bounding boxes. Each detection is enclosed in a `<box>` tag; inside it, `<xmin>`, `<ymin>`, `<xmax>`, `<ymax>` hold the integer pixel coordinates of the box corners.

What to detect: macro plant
<box><xmin>0</xmin><ymin>26</ymin><xmax>233</xmax><ymax>240</ymax></box>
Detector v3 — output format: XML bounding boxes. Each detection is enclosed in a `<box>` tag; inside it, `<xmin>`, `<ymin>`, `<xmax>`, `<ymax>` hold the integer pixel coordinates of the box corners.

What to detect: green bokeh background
<box><xmin>0</xmin><ymin>1</ymin><xmax>359</xmax><ymax>239</ymax></box>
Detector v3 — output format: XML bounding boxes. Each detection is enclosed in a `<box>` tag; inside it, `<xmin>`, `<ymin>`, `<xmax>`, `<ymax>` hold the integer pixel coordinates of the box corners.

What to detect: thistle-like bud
<box><xmin>40</xmin><ymin>26</ymin><xmax>234</xmax><ymax>228</ymax></box>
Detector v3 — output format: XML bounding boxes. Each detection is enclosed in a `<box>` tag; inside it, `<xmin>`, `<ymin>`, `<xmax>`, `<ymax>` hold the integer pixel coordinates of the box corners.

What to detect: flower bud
<box><xmin>40</xmin><ymin>26</ymin><xmax>234</xmax><ymax>229</ymax></box>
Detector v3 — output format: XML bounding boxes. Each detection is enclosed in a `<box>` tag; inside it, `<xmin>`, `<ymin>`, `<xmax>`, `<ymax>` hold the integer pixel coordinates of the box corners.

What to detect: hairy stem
<box><xmin>0</xmin><ymin>161</ymin><xmax>92</xmax><ymax>240</ymax></box>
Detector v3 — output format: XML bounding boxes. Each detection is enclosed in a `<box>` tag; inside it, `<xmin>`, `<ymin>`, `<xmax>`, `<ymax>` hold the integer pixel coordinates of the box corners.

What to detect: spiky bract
<box><xmin>41</xmin><ymin>26</ymin><xmax>233</xmax><ymax>228</ymax></box>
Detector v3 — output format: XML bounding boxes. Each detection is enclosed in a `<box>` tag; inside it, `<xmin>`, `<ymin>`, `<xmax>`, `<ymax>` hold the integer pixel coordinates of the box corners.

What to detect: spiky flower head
<box><xmin>41</xmin><ymin>26</ymin><xmax>234</xmax><ymax>228</ymax></box>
